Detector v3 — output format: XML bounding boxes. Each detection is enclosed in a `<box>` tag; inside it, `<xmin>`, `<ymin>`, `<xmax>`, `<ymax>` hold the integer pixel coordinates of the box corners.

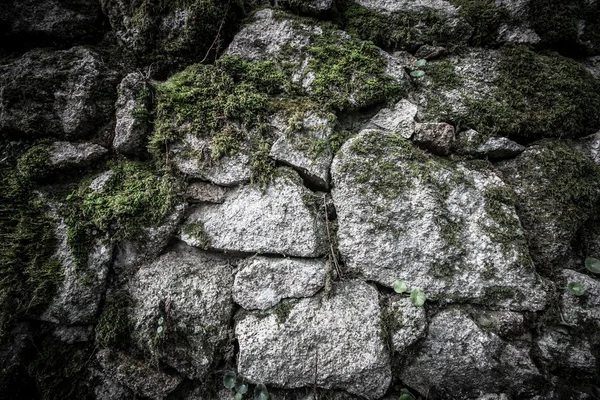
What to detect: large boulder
<box><xmin>235</xmin><ymin>280</ymin><xmax>391</xmax><ymax>399</ymax></box>
<box><xmin>497</xmin><ymin>141</ymin><xmax>600</xmax><ymax>269</ymax></box>
<box><xmin>400</xmin><ymin>308</ymin><xmax>542</xmax><ymax>399</ymax></box>
<box><xmin>181</xmin><ymin>169</ymin><xmax>326</xmax><ymax>258</ymax></box>
<box><xmin>331</xmin><ymin>130</ymin><xmax>547</xmax><ymax>311</ymax></box>
<box><xmin>129</xmin><ymin>243</ymin><xmax>235</xmax><ymax>380</ymax></box>
<box><xmin>0</xmin><ymin>47</ymin><xmax>117</xmax><ymax>140</ymax></box>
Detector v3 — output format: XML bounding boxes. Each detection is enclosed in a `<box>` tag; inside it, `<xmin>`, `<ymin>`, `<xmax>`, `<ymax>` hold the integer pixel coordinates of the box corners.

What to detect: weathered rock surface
<box><xmin>355</xmin><ymin>0</ymin><xmax>458</xmax><ymax>15</ymax></box>
<box><xmin>279</xmin><ymin>0</ymin><xmax>335</xmax><ymax>16</ymax></box>
<box><xmin>413</xmin><ymin>122</ymin><xmax>455</xmax><ymax>155</ymax></box>
<box><xmin>401</xmin><ymin>309</ymin><xmax>542</xmax><ymax>399</ymax></box>
<box><xmin>185</xmin><ymin>181</ymin><xmax>228</xmax><ymax>203</ymax></box>
<box><xmin>332</xmin><ymin>130</ymin><xmax>547</xmax><ymax>310</ymax></box>
<box><xmin>458</xmin><ymin>130</ymin><xmax>526</xmax><ymax>160</ymax></box>
<box><xmin>52</xmin><ymin>326</ymin><xmax>91</xmax><ymax>344</ymax></box>
<box><xmin>181</xmin><ymin>169</ymin><xmax>326</xmax><ymax>257</ymax></box>
<box><xmin>41</xmin><ymin>218</ymin><xmax>111</xmax><ymax>325</ymax></box>
<box><xmin>270</xmin><ymin>111</ymin><xmax>336</xmax><ymax>190</ymax></box>
<box><xmin>233</xmin><ymin>256</ymin><xmax>326</xmax><ymax>310</ymax></box>
<box><xmin>129</xmin><ymin>243</ymin><xmax>235</xmax><ymax>380</ymax></box>
<box><xmin>561</xmin><ymin>269</ymin><xmax>600</xmax><ymax>330</ymax></box>
<box><xmin>0</xmin><ymin>47</ymin><xmax>117</xmax><ymax>140</ymax></box>
<box><xmin>497</xmin><ymin>141</ymin><xmax>600</xmax><ymax>268</ymax></box>
<box><xmin>235</xmin><ymin>280</ymin><xmax>390</xmax><ymax>399</ymax></box>
<box><xmin>386</xmin><ymin>297</ymin><xmax>427</xmax><ymax>352</ymax></box>
<box><xmin>368</xmin><ymin>99</ymin><xmax>417</xmax><ymax>139</ymax></box>
<box><xmin>113</xmin><ymin>73</ymin><xmax>150</xmax><ymax>155</ymax></box>
<box><xmin>0</xmin><ymin>0</ymin><xmax>106</xmax><ymax>48</ymax></box>
<box><xmin>535</xmin><ymin>329</ymin><xmax>597</xmax><ymax>374</ymax></box>
<box><xmin>48</xmin><ymin>141</ymin><xmax>108</xmax><ymax>167</ymax></box>
<box><xmin>96</xmin><ymin>349</ymin><xmax>182</xmax><ymax>400</ymax></box>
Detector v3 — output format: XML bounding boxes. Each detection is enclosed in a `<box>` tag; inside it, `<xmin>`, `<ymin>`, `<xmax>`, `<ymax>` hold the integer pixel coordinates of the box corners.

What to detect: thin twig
<box><xmin>199</xmin><ymin>1</ymin><xmax>231</xmax><ymax>64</ymax></box>
<box><xmin>323</xmin><ymin>194</ymin><xmax>342</xmax><ymax>278</ymax></box>
<box><xmin>313</xmin><ymin>349</ymin><xmax>318</xmax><ymax>399</ymax></box>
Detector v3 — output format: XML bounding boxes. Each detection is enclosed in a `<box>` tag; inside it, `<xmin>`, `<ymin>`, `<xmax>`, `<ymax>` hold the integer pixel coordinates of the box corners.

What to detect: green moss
<box><xmin>95</xmin><ymin>291</ymin><xmax>132</xmax><ymax>349</ymax></box>
<box><xmin>453</xmin><ymin>46</ymin><xmax>600</xmax><ymax>139</ymax></box>
<box><xmin>181</xmin><ymin>221</ymin><xmax>212</xmax><ymax>250</ymax></box>
<box><xmin>28</xmin><ymin>337</ymin><xmax>95</xmax><ymax>400</ymax></box>
<box><xmin>482</xmin><ymin>185</ymin><xmax>523</xmax><ymax>245</ymax></box>
<box><xmin>65</xmin><ymin>161</ymin><xmax>176</xmax><ymax>269</ymax></box>
<box><xmin>424</xmin><ymin>60</ymin><xmax>462</xmax><ymax>89</ymax></box>
<box><xmin>272</xmin><ymin>299</ymin><xmax>296</xmax><ymax>325</ymax></box>
<box><xmin>16</xmin><ymin>144</ymin><xmax>51</xmax><ymax>181</ymax></box>
<box><xmin>0</xmin><ymin>146</ymin><xmax>63</xmax><ymax>339</ymax></box>
<box><xmin>449</xmin><ymin>0</ymin><xmax>508</xmax><ymax>46</ymax></box>
<box><xmin>335</xmin><ymin>0</ymin><xmax>471</xmax><ymax>51</ymax></box>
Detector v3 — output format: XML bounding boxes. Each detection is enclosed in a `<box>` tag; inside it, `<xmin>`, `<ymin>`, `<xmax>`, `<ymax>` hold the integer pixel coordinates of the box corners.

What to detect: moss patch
<box><xmin>95</xmin><ymin>291</ymin><xmax>132</xmax><ymax>349</ymax></box>
<box><xmin>181</xmin><ymin>221</ymin><xmax>212</xmax><ymax>250</ymax></box>
<box><xmin>449</xmin><ymin>0</ymin><xmax>508</xmax><ymax>47</ymax></box>
<box><xmin>424</xmin><ymin>60</ymin><xmax>462</xmax><ymax>89</ymax></box>
<box><xmin>65</xmin><ymin>161</ymin><xmax>177</xmax><ymax>269</ymax></box>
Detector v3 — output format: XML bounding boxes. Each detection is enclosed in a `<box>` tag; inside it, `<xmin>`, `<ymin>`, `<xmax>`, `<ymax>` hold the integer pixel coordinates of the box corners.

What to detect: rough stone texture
<box><xmin>332</xmin><ymin>130</ymin><xmax>547</xmax><ymax>311</ymax></box>
<box><xmin>457</xmin><ymin>130</ymin><xmax>525</xmax><ymax>159</ymax></box>
<box><xmin>236</xmin><ymin>280</ymin><xmax>391</xmax><ymax>399</ymax></box>
<box><xmin>386</xmin><ymin>297</ymin><xmax>427</xmax><ymax>352</ymax></box>
<box><xmin>48</xmin><ymin>141</ymin><xmax>108</xmax><ymax>167</ymax></box>
<box><xmin>270</xmin><ymin>112</ymin><xmax>336</xmax><ymax>190</ymax></box>
<box><xmin>368</xmin><ymin>99</ymin><xmax>417</xmax><ymax>139</ymax></box>
<box><xmin>497</xmin><ymin>142</ymin><xmax>600</xmax><ymax>268</ymax></box>
<box><xmin>0</xmin><ymin>0</ymin><xmax>107</xmax><ymax>48</ymax></box>
<box><xmin>401</xmin><ymin>309</ymin><xmax>542</xmax><ymax>399</ymax></box>
<box><xmin>112</xmin><ymin>203</ymin><xmax>187</xmax><ymax>281</ymax></box>
<box><xmin>181</xmin><ymin>169</ymin><xmax>326</xmax><ymax>257</ymax></box>
<box><xmin>96</xmin><ymin>349</ymin><xmax>182</xmax><ymax>400</ymax></box>
<box><xmin>129</xmin><ymin>243</ymin><xmax>235</xmax><ymax>380</ymax></box>
<box><xmin>171</xmin><ymin>133</ymin><xmax>252</xmax><ymax>186</ymax></box>
<box><xmin>113</xmin><ymin>73</ymin><xmax>150</xmax><ymax>155</ymax></box>
<box><xmin>40</xmin><ymin>217</ymin><xmax>111</xmax><ymax>325</ymax></box>
<box><xmin>93</xmin><ymin>371</ymin><xmax>133</xmax><ymax>400</ymax></box>
<box><xmin>578</xmin><ymin>131</ymin><xmax>600</xmax><ymax>165</ymax></box>
<box><xmin>233</xmin><ymin>256</ymin><xmax>326</xmax><ymax>310</ymax></box>
<box><xmin>561</xmin><ymin>269</ymin><xmax>600</xmax><ymax>330</ymax></box>
<box><xmin>89</xmin><ymin>170</ymin><xmax>115</xmax><ymax>192</ymax></box>
<box><xmin>185</xmin><ymin>181</ymin><xmax>228</xmax><ymax>203</ymax></box>
<box><xmin>279</xmin><ymin>0</ymin><xmax>335</xmax><ymax>15</ymax></box>
<box><xmin>414</xmin><ymin>44</ymin><xmax>447</xmax><ymax>60</ymax></box>
<box><xmin>470</xmin><ymin>308</ymin><xmax>525</xmax><ymax>338</ymax></box>
<box><xmin>535</xmin><ymin>329</ymin><xmax>597</xmax><ymax>374</ymax></box>
<box><xmin>0</xmin><ymin>47</ymin><xmax>117</xmax><ymax>140</ymax></box>
<box><xmin>355</xmin><ymin>0</ymin><xmax>458</xmax><ymax>15</ymax></box>
<box><xmin>413</xmin><ymin>122</ymin><xmax>455</xmax><ymax>155</ymax></box>
<box><xmin>52</xmin><ymin>326</ymin><xmax>91</xmax><ymax>344</ymax></box>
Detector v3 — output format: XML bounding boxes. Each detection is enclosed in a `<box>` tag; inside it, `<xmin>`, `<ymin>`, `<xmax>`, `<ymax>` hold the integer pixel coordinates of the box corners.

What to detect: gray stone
<box><xmin>413</xmin><ymin>122</ymin><xmax>455</xmax><ymax>155</ymax></box>
<box><xmin>269</xmin><ymin>111</ymin><xmax>336</xmax><ymax>190</ymax></box>
<box><xmin>93</xmin><ymin>372</ymin><xmax>133</xmax><ymax>400</ymax></box>
<box><xmin>181</xmin><ymin>169</ymin><xmax>326</xmax><ymax>257</ymax></box>
<box><xmin>41</xmin><ymin>216</ymin><xmax>111</xmax><ymax>325</ymax></box>
<box><xmin>185</xmin><ymin>181</ymin><xmax>228</xmax><ymax>203</ymax></box>
<box><xmin>233</xmin><ymin>256</ymin><xmax>327</xmax><ymax>310</ymax></box>
<box><xmin>331</xmin><ymin>130</ymin><xmax>547</xmax><ymax>311</ymax></box>
<box><xmin>535</xmin><ymin>329</ymin><xmax>597</xmax><ymax>374</ymax></box>
<box><xmin>0</xmin><ymin>47</ymin><xmax>117</xmax><ymax>140</ymax></box>
<box><xmin>498</xmin><ymin>25</ymin><xmax>541</xmax><ymax>44</ymax></box>
<box><xmin>578</xmin><ymin>131</ymin><xmax>600</xmax><ymax>165</ymax></box>
<box><xmin>401</xmin><ymin>309</ymin><xmax>542</xmax><ymax>399</ymax></box>
<box><xmin>497</xmin><ymin>142</ymin><xmax>600</xmax><ymax>268</ymax></box>
<box><xmin>472</xmin><ymin>309</ymin><xmax>525</xmax><ymax>338</ymax></box>
<box><xmin>386</xmin><ymin>297</ymin><xmax>427</xmax><ymax>352</ymax></box>
<box><xmin>89</xmin><ymin>170</ymin><xmax>115</xmax><ymax>192</ymax></box>
<box><xmin>414</xmin><ymin>45</ymin><xmax>447</xmax><ymax>60</ymax></box>
<box><xmin>279</xmin><ymin>0</ymin><xmax>335</xmax><ymax>15</ymax></box>
<box><xmin>355</xmin><ymin>0</ymin><xmax>459</xmax><ymax>15</ymax></box>
<box><xmin>129</xmin><ymin>243</ymin><xmax>235</xmax><ymax>380</ymax></box>
<box><xmin>561</xmin><ymin>269</ymin><xmax>600</xmax><ymax>329</ymax></box>
<box><xmin>96</xmin><ymin>349</ymin><xmax>182</xmax><ymax>400</ymax></box>
<box><xmin>48</xmin><ymin>141</ymin><xmax>108</xmax><ymax>167</ymax></box>
<box><xmin>476</xmin><ymin>137</ymin><xmax>526</xmax><ymax>160</ymax></box>
<box><xmin>368</xmin><ymin>99</ymin><xmax>418</xmax><ymax>139</ymax></box>
<box><xmin>114</xmin><ymin>73</ymin><xmax>150</xmax><ymax>155</ymax></box>
<box><xmin>235</xmin><ymin>280</ymin><xmax>391</xmax><ymax>399</ymax></box>
<box><xmin>52</xmin><ymin>326</ymin><xmax>91</xmax><ymax>344</ymax></box>
<box><xmin>171</xmin><ymin>132</ymin><xmax>252</xmax><ymax>186</ymax></box>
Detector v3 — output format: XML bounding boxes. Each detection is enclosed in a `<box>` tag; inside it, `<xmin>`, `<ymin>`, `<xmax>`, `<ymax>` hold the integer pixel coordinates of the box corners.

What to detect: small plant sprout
<box><xmin>585</xmin><ymin>257</ymin><xmax>600</xmax><ymax>274</ymax></box>
<box><xmin>567</xmin><ymin>282</ymin><xmax>585</xmax><ymax>296</ymax></box>
<box><xmin>236</xmin><ymin>383</ymin><xmax>248</xmax><ymax>394</ymax></box>
<box><xmin>399</xmin><ymin>388</ymin><xmax>416</xmax><ymax>400</ymax></box>
<box><xmin>410</xmin><ymin>70</ymin><xmax>426</xmax><ymax>78</ymax></box>
<box><xmin>393</xmin><ymin>280</ymin><xmax>408</xmax><ymax>294</ymax></box>
<box><xmin>410</xmin><ymin>59</ymin><xmax>427</xmax><ymax>78</ymax></box>
<box><xmin>235</xmin><ymin>394</ymin><xmax>243</xmax><ymax>400</ymax></box>
<box><xmin>413</xmin><ymin>59</ymin><xmax>427</xmax><ymax>67</ymax></box>
<box><xmin>410</xmin><ymin>289</ymin><xmax>426</xmax><ymax>307</ymax></box>
<box><xmin>223</xmin><ymin>371</ymin><xmax>237</xmax><ymax>390</ymax></box>
<box><xmin>254</xmin><ymin>383</ymin><xmax>269</xmax><ymax>400</ymax></box>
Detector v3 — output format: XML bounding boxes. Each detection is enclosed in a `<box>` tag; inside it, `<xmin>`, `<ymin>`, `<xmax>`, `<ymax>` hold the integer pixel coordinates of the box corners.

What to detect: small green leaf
<box><xmin>399</xmin><ymin>388</ymin><xmax>415</xmax><ymax>400</ymax></box>
<box><xmin>223</xmin><ymin>371</ymin><xmax>237</xmax><ymax>389</ymax></box>
<box><xmin>234</xmin><ymin>394</ymin><xmax>243</xmax><ymax>400</ymax></box>
<box><xmin>585</xmin><ymin>257</ymin><xmax>600</xmax><ymax>274</ymax></box>
<box><xmin>156</xmin><ymin>326</ymin><xmax>163</xmax><ymax>334</ymax></box>
<box><xmin>254</xmin><ymin>383</ymin><xmax>269</xmax><ymax>400</ymax></box>
<box><xmin>413</xmin><ymin>59</ymin><xmax>427</xmax><ymax>67</ymax></box>
<box><xmin>567</xmin><ymin>282</ymin><xmax>585</xmax><ymax>296</ymax></box>
<box><xmin>66</xmin><ymin>194</ymin><xmax>73</xmax><ymax>200</ymax></box>
<box><xmin>393</xmin><ymin>280</ymin><xmax>408</xmax><ymax>294</ymax></box>
<box><xmin>410</xmin><ymin>70</ymin><xmax>426</xmax><ymax>78</ymax></box>
<box><xmin>236</xmin><ymin>383</ymin><xmax>248</xmax><ymax>394</ymax></box>
<box><xmin>410</xmin><ymin>289</ymin><xmax>426</xmax><ymax>306</ymax></box>
<box><xmin>157</xmin><ymin>316</ymin><xmax>164</xmax><ymax>326</ymax></box>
